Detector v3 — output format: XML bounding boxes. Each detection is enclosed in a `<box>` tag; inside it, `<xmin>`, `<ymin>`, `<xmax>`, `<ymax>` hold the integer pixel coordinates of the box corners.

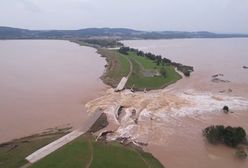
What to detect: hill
<box><xmin>0</xmin><ymin>26</ymin><xmax>248</xmax><ymax>40</ymax></box>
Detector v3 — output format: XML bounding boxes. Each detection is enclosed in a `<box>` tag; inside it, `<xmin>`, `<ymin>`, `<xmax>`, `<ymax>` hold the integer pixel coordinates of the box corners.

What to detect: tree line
<box><xmin>203</xmin><ymin>125</ymin><xmax>247</xmax><ymax>147</ymax></box>
<box><xmin>119</xmin><ymin>46</ymin><xmax>193</xmax><ymax>76</ymax></box>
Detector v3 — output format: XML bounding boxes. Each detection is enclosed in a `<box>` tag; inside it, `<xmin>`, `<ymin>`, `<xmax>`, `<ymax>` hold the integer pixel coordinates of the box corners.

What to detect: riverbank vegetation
<box><xmin>30</xmin><ymin>134</ymin><xmax>164</xmax><ymax>168</ymax></box>
<box><xmin>203</xmin><ymin>125</ymin><xmax>247</xmax><ymax>147</ymax></box>
<box><xmin>203</xmin><ymin>125</ymin><xmax>248</xmax><ymax>159</ymax></box>
<box><xmin>71</xmin><ymin>39</ymin><xmax>123</xmax><ymax>48</ymax></box>
<box><xmin>100</xmin><ymin>47</ymin><xmax>183</xmax><ymax>90</ymax></box>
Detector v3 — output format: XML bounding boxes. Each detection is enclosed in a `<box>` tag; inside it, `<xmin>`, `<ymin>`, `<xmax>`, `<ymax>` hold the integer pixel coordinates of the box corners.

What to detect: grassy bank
<box><xmin>0</xmin><ymin>112</ymin><xmax>164</xmax><ymax>168</ymax></box>
<box><xmin>99</xmin><ymin>49</ymin><xmax>131</xmax><ymax>87</ymax></box>
<box><xmin>126</xmin><ymin>51</ymin><xmax>182</xmax><ymax>90</ymax></box>
<box><xmin>30</xmin><ymin>135</ymin><xmax>164</xmax><ymax>168</ymax></box>
<box><xmin>100</xmin><ymin>49</ymin><xmax>181</xmax><ymax>90</ymax></box>
<box><xmin>0</xmin><ymin>127</ymin><xmax>70</xmax><ymax>168</ymax></box>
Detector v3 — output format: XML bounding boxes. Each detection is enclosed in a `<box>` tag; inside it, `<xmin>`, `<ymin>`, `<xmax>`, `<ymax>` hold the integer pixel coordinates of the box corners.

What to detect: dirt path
<box><xmin>85</xmin><ymin>139</ymin><xmax>93</xmax><ymax>168</ymax></box>
<box><xmin>129</xmin><ymin>56</ymin><xmax>145</xmax><ymax>72</ymax></box>
<box><xmin>120</xmin><ymin>54</ymin><xmax>133</xmax><ymax>78</ymax></box>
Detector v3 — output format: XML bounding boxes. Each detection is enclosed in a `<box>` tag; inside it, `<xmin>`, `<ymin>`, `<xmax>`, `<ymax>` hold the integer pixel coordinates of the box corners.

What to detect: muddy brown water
<box><xmin>0</xmin><ymin>40</ymin><xmax>108</xmax><ymax>143</ymax></box>
<box><xmin>1</xmin><ymin>39</ymin><xmax>248</xmax><ymax>168</ymax></box>
<box><xmin>123</xmin><ymin>38</ymin><xmax>248</xmax><ymax>168</ymax></box>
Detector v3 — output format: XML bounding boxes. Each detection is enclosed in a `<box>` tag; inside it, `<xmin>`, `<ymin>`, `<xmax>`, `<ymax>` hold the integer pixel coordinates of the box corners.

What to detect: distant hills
<box><xmin>0</xmin><ymin>26</ymin><xmax>248</xmax><ymax>40</ymax></box>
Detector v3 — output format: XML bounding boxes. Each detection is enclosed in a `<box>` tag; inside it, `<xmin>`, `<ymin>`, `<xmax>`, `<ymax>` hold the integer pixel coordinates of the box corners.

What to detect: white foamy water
<box><xmin>86</xmin><ymin>88</ymin><xmax>248</xmax><ymax>144</ymax></box>
<box><xmin>172</xmin><ymin>91</ymin><xmax>248</xmax><ymax>117</ymax></box>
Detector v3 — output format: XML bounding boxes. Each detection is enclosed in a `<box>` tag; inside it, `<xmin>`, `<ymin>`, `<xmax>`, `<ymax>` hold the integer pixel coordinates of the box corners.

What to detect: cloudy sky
<box><xmin>0</xmin><ymin>0</ymin><xmax>247</xmax><ymax>33</ymax></box>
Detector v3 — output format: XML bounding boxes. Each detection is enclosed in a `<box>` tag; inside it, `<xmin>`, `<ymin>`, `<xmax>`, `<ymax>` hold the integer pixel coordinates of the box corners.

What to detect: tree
<box><xmin>183</xmin><ymin>70</ymin><xmax>191</xmax><ymax>77</ymax></box>
<box><xmin>119</xmin><ymin>47</ymin><xmax>129</xmax><ymax>55</ymax></box>
<box><xmin>162</xmin><ymin>58</ymin><xmax>171</xmax><ymax>64</ymax></box>
<box><xmin>137</xmin><ymin>51</ymin><xmax>144</xmax><ymax>56</ymax></box>
<box><xmin>156</xmin><ymin>59</ymin><xmax>160</xmax><ymax>66</ymax></box>
<box><xmin>203</xmin><ymin>125</ymin><xmax>247</xmax><ymax>147</ymax></box>
<box><xmin>203</xmin><ymin>125</ymin><xmax>224</xmax><ymax>144</ymax></box>
<box><xmin>236</xmin><ymin>147</ymin><xmax>247</xmax><ymax>160</ymax></box>
<box><xmin>223</xmin><ymin>106</ymin><xmax>229</xmax><ymax>113</ymax></box>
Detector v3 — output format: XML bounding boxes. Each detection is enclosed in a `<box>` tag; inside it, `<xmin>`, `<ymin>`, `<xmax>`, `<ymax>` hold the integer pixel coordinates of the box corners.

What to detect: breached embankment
<box><xmin>85</xmin><ymin>88</ymin><xmax>248</xmax><ymax>146</ymax></box>
<box><xmin>85</xmin><ymin>85</ymin><xmax>248</xmax><ymax>168</ymax></box>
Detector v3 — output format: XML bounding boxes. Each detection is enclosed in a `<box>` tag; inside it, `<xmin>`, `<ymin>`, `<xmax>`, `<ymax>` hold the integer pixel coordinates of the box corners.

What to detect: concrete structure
<box><xmin>115</xmin><ymin>77</ymin><xmax>128</xmax><ymax>92</ymax></box>
<box><xmin>25</xmin><ymin>110</ymin><xmax>103</xmax><ymax>164</ymax></box>
<box><xmin>26</xmin><ymin>130</ymin><xmax>84</xmax><ymax>163</ymax></box>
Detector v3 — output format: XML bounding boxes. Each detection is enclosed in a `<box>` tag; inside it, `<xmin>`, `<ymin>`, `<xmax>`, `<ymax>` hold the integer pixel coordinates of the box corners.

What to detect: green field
<box><xmin>30</xmin><ymin>135</ymin><xmax>164</xmax><ymax>168</ymax></box>
<box><xmin>126</xmin><ymin>51</ymin><xmax>181</xmax><ymax>90</ymax></box>
<box><xmin>100</xmin><ymin>49</ymin><xmax>182</xmax><ymax>90</ymax></box>
<box><xmin>0</xmin><ymin>129</ymin><xmax>69</xmax><ymax>168</ymax></box>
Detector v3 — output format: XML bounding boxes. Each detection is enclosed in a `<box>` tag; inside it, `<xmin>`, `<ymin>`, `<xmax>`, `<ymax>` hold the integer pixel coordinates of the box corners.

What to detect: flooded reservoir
<box><xmin>0</xmin><ymin>40</ymin><xmax>107</xmax><ymax>143</ymax></box>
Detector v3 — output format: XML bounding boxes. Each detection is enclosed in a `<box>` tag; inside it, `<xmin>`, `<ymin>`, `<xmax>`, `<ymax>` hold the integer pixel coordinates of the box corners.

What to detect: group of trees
<box><xmin>203</xmin><ymin>125</ymin><xmax>247</xmax><ymax>147</ymax></box>
<box><xmin>119</xmin><ymin>47</ymin><xmax>194</xmax><ymax>77</ymax></box>
<box><xmin>119</xmin><ymin>47</ymin><xmax>172</xmax><ymax>66</ymax></box>
<box><xmin>82</xmin><ymin>39</ymin><xmax>123</xmax><ymax>48</ymax></box>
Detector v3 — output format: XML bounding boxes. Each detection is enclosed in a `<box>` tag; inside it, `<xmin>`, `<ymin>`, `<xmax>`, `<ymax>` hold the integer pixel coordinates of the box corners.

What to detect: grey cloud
<box><xmin>0</xmin><ymin>0</ymin><xmax>247</xmax><ymax>33</ymax></box>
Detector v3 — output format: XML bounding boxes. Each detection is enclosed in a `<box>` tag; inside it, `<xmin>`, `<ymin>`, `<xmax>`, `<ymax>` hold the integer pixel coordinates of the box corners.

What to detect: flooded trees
<box><xmin>223</xmin><ymin>106</ymin><xmax>229</xmax><ymax>113</ymax></box>
<box><xmin>236</xmin><ymin>147</ymin><xmax>248</xmax><ymax>160</ymax></box>
<box><xmin>203</xmin><ymin>125</ymin><xmax>247</xmax><ymax>147</ymax></box>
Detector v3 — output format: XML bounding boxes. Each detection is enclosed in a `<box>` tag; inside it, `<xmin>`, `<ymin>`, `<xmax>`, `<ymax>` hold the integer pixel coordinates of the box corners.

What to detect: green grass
<box><xmin>99</xmin><ymin>49</ymin><xmax>130</xmax><ymax>87</ymax></box>
<box><xmin>0</xmin><ymin>132</ymin><xmax>66</xmax><ymax>168</ymax></box>
<box><xmin>30</xmin><ymin>135</ymin><xmax>164</xmax><ymax>168</ymax></box>
<box><xmin>126</xmin><ymin>52</ymin><xmax>181</xmax><ymax>90</ymax></box>
<box><xmin>30</xmin><ymin>136</ymin><xmax>90</xmax><ymax>168</ymax></box>
<box><xmin>91</xmin><ymin>142</ymin><xmax>147</xmax><ymax>168</ymax></box>
<box><xmin>128</xmin><ymin>52</ymin><xmax>161</xmax><ymax>69</ymax></box>
<box><xmin>100</xmin><ymin>49</ymin><xmax>181</xmax><ymax>90</ymax></box>
<box><xmin>112</xmin><ymin>53</ymin><xmax>130</xmax><ymax>78</ymax></box>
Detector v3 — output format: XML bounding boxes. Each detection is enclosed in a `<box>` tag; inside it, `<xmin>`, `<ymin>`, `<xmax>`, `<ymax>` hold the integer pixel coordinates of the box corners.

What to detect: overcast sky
<box><xmin>0</xmin><ymin>0</ymin><xmax>247</xmax><ymax>33</ymax></box>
